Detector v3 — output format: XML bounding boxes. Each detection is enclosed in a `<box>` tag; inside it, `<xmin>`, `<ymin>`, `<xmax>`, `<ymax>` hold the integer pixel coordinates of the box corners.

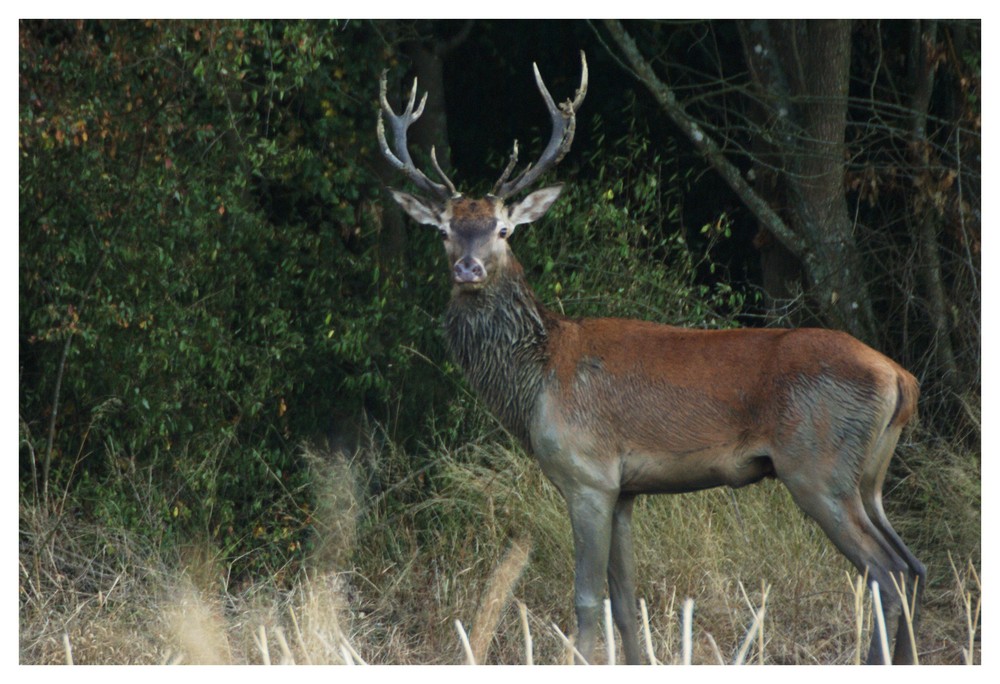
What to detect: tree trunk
<box><xmin>605</xmin><ymin>19</ymin><xmax>876</xmax><ymax>341</ymax></box>
<box><xmin>905</xmin><ymin>20</ymin><xmax>960</xmax><ymax>388</ymax></box>
<box><xmin>739</xmin><ymin>20</ymin><xmax>876</xmax><ymax>341</ymax></box>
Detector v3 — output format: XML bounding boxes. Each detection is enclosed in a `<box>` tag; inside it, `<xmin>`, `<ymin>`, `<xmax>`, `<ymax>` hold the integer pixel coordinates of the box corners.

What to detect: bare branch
<box><xmin>602</xmin><ymin>20</ymin><xmax>809</xmax><ymax>264</ymax></box>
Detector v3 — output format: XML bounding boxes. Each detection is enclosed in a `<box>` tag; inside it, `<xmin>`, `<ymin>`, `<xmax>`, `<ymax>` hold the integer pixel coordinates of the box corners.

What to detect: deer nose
<box><xmin>453</xmin><ymin>257</ymin><xmax>486</xmax><ymax>284</ymax></box>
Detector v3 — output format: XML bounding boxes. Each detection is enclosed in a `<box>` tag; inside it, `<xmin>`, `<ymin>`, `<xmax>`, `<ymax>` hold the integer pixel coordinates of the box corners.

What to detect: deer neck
<box><xmin>444</xmin><ymin>262</ymin><xmax>551</xmax><ymax>444</ymax></box>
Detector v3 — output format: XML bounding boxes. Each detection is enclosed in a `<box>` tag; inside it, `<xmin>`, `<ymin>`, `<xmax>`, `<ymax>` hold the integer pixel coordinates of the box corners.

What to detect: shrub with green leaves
<box><xmin>20</xmin><ymin>20</ymin><xmax>746</xmax><ymax>579</ymax></box>
<box><xmin>19</xmin><ymin>20</ymin><xmax>444</xmax><ymax>577</ymax></box>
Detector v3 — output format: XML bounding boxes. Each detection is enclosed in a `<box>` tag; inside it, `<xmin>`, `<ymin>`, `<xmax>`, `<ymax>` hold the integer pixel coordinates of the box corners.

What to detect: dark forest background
<box><xmin>20</xmin><ymin>21</ymin><xmax>979</xmax><ymax>660</ymax></box>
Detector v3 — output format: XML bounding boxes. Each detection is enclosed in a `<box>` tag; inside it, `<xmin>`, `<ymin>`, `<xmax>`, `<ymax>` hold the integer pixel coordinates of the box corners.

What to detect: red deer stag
<box><xmin>377</xmin><ymin>51</ymin><xmax>924</xmax><ymax>665</ymax></box>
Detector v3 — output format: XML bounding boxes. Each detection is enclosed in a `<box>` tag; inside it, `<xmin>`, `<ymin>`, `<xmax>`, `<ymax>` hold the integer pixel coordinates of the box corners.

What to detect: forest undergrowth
<box><xmin>19</xmin><ymin>419</ymin><xmax>981</xmax><ymax>666</ymax></box>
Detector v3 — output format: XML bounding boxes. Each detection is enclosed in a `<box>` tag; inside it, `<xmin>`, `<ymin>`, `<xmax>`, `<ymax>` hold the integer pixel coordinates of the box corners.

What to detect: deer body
<box><xmin>378</xmin><ymin>53</ymin><xmax>924</xmax><ymax>664</ymax></box>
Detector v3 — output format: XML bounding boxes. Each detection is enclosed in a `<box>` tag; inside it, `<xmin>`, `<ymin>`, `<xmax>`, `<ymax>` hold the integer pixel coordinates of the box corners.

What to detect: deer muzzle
<box><xmin>453</xmin><ymin>256</ymin><xmax>486</xmax><ymax>285</ymax></box>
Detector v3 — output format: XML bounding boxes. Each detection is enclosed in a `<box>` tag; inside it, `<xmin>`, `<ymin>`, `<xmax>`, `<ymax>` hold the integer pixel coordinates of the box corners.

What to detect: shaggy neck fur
<box><xmin>444</xmin><ymin>264</ymin><xmax>552</xmax><ymax>445</ymax></box>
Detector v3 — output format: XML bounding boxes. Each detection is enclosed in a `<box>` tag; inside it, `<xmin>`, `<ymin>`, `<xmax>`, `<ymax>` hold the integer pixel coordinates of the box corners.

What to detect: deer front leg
<box><xmin>566</xmin><ymin>488</ymin><xmax>616</xmax><ymax>664</ymax></box>
<box><xmin>609</xmin><ymin>494</ymin><xmax>641</xmax><ymax>664</ymax></box>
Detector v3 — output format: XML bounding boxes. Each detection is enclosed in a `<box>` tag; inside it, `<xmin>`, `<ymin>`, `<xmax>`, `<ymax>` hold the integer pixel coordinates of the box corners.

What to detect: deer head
<box><xmin>378</xmin><ymin>52</ymin><xmax>588</xmax><ymax>290</ymax></box>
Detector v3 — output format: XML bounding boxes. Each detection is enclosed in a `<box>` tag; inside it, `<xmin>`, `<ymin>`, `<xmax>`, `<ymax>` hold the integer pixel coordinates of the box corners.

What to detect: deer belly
<box><xmin>529</xmin><ymin>386</ymin><xmax>770</xmax><ymax>495</ymax></box>
<box><xmin>619</xmin><ymin>447</ymin><xmax>775</xmax><ymax>494</ymax></box>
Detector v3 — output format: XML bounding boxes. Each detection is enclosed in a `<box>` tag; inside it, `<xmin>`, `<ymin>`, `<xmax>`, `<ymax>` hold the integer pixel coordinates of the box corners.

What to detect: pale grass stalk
<box><xmin>639</xmin><ymin>598</ymin><xmax>658</xmax><ymax>665</ymax></box>
<box><xmin>312</xmin><ymin>630</ymin><xmax>342</xmax><ymax>663</ymax></box>
<box><xmin>733</xmin><ymin>610</ymin><xmax>758</xmax><ymax>665</ymax></box>
<box><xmin>551</xmin><ymin>622</ymin><xmax>588</xmax><ymax>664</ymax></box>
<box><xmin>966</xmin><ymin>593</ymin><xmax>982</xmax><ymax>665</ymax></box>
<box><xmin>314</xmin><ymin>582</ymin><xmax>367</xmax><ymax>665</ymax></box>
<box><xmin>340</xmin><ymin>634</ymin><xmax>367</xmax><ymax>665</ymax></box>
<box><xmin>967</xmin><ymin>560</ymin><xmax>981</xmax><ymax>591</ymax></box>
<box><xmin>274</xmin><ymin>627</ymin><xmax>295</xmax><ymax>665</ymax></box>
<box><xmin>469</xmin><ymin>537</ymin><xmax>530</xmax><ymax>663</ymax></box>
<box><xmin>961</xmin><ymin>599</ymin><xmax>974</xmax><ymax>664</ymax></box>
<box><xmin>704</xmin><ymin>632</ymin><xmax>725</xmax><ymax>665</ymax></box>
<box><xmin>758</xmin><ymin>580</ymin><xmax>767</xmax><ymax>666</ymax></box>
<box><xmin>663</xmin><ymin>587</ymin><xmax>677</xmax><ymax>663</ymax></box>
<box><xmin>889</xmin><ymin>572</ymin><xmax>919</xmax><ymax>664</ymax></box>
<box><xmin>518</xmin><ymin>601</ymin><xmax>533</xmax><ymax>665</ymax></box>
<box><xmin>63</xmin><ymin>633</ymin><xmax>73</xmax><ymax>665</ymax></box>
<box><xmin>455</xmin><ymin>619</ymin><xmax>476</xmax><ymax>664</ymax></box>
<box><xmin>287</xmin><ymin>606</ymin><xmax>313</xmax><ymax>665</ymax></box>
<box><xmin>847</xmin><ymin>572</ymin><xmax>866</xmax><ymax>666</ymax></box>
<box><xmin>326</xmin><ymin>603</ymin><xmax>366</xmax><ymax>665</ymax></box>
<box><xmin>871</xmin><ymin>581</ymin><xmax>891</xmax><ymax>665</ymax></box>
<box><xmin>949</xmin><ymin>553</ymin><xmax>981</xmax><ymax>665</ymax></box>
<box><xmin>681</xmin><ymin>598</ymin><xmax>693</xmax><ymax>665</ymax></box>
<box><xmin>733</xmin><ymin>581</ymin><xmax>769</xmax><ymax>665</ymax></box>
<box><xmin>255</xmin><ymin>624</ymin><xmax>271</xmax><ymax>665</ymax></box>
<box><xmin>604</xmin><ymin>598</ymin><xmax>615</xmax><ymax>665</ymax></box>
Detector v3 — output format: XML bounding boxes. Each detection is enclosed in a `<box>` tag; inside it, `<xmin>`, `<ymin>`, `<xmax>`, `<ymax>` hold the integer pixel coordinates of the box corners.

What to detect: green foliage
<box><xmin>19</xmin><ymin>20</ymin><xmax>437</xmax><ymax>578</ymax></box>
<box><xmin>520</xmin><ymin>108</ymin><xmax>747</xmax><ymax>329</ymax></box>
<box><xmin>19</xmin><ymin>20</ymin><xmax>744</xmax><ymax>580</ymax></box>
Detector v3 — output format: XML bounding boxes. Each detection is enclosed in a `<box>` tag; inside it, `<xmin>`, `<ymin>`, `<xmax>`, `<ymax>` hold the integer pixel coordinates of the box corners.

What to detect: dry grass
<box><xmin>19</xmin><ymin>432</ymin><xmax>980</xmax><ymax>665</ymax></box>
<box><xmin>468</xmin><ymin>537</ymin><xmax>531</xmax><ymax>663</ymax></box>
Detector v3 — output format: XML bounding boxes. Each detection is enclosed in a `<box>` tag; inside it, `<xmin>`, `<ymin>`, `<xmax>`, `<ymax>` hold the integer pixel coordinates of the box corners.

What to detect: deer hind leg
<box><xmin>608</xmin><ymin>494</ymin><xmax>642</xmax><ymax>664</ymax></box>
<box><xmin>776</xmin><ymin>378</ymin><xmax>923</xmax><ymax>664</ymax></box>
<box><xmin>858</xmin><ymin>423</ymin><xmax>925</xmax><ymax>664</ymax></box>
<box><xmin>781</xmin><ymin>477</ymin><xmax>914</xmax><ymax>665</ymax></box>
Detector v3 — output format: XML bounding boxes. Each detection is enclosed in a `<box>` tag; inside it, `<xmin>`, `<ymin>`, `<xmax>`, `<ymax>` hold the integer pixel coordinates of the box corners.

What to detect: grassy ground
<box><xmin>19</xmin><ymin>425</ymin><xmax>980</xmax><ymax>665</ymax></box>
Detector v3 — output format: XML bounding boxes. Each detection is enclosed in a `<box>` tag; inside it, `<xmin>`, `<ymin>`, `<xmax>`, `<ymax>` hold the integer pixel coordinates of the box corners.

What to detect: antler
<box><xmin>377</xmin><ymin>72</ymin><xmax>457</xmax><ymax>200</ymax></box>
<box><xmin>492</xmin><ymin>51</ymin><xmax>589</xmax><ymax>199</ymax></box>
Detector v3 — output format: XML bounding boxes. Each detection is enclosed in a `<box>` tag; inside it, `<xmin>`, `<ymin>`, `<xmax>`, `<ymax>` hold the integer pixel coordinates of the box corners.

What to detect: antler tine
<box><xmin>493</xmin><ymin>51</ymin><xmax>588</xmax><ymax>199</ymax></box>
<box><xmin>567</xmin><ymin>50</ymin><xmax>589</xmax><ymax>111</ymax></box>
<box><xmin>430</xmin><ymin>146</ymin><xmax>457</xmax><ymax>196</ymax></box>
<box><xmin>377</xmin><ymin>71</ymin><xmax>453</xmax><ymax>200</ymax></box>
<box><xmin>490</xmin><ymin>140</ymin><xmax>519</xmax><ymax>196</ymax></box>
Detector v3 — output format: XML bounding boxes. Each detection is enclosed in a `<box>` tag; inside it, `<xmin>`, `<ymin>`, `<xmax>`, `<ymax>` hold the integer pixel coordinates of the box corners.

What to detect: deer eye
<box><xmin>498</xmin><ymin>225</ymin><xmax>509</xmax><ymax>239</ymax></box>
<box><xmin>438</xmin><ymin>228</ymin><xmax>449</xmax><ymax>240</ymax></box>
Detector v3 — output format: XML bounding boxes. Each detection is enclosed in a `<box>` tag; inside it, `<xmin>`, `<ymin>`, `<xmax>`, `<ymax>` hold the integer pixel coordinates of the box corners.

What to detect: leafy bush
<box><xmin>519</xmin><ymin>105</ymin><xmax>749</xmax><ymax>329</ymax></box>
<box><xmin>19</xmin><ymin>20</ymin><xmax>443</xmax><ymax>577</ymax></box>
<box><xmin>19</xmin><ymin>20</ymin><xmax>743</xmax><ymax>579</ymax></box>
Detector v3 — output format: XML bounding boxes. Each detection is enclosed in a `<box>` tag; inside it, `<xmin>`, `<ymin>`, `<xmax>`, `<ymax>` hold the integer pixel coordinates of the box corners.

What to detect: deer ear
<box><xmin>507</xmin><ymin>185</ymin><xmax>564</xmax><ymax>227</ymax></box>
<box><xmin>389</xmin><ymin>189</ymin><xmax>445</xmax><ymax>227</ymax></box>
